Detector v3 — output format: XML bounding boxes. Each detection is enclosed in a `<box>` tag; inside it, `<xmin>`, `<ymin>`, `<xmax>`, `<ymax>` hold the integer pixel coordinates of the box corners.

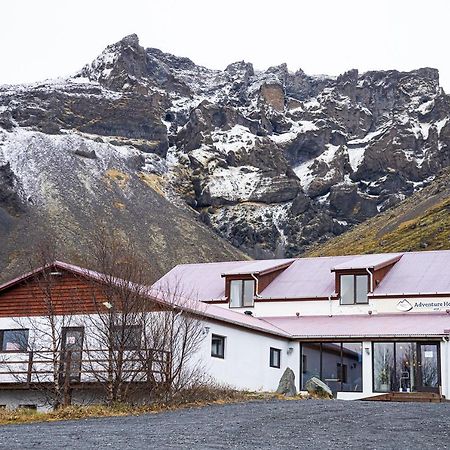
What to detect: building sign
<box><xmin>397</xmin><ymin>299</ymin><xmax>450</xmax><ymax>312</ymax></box>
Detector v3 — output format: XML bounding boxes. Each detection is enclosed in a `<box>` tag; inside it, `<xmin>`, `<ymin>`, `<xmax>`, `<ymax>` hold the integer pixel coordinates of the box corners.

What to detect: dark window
<box><xmin>229</xmin><ymin>280</ymin><xmax>254</xmax><ymax>308</ymax></box>
<box><xmin>0</xmin><ymin>329</ymin><xmax>29</xmax><ymax>352</ymax></box>
<box><xmin>301</xmin><ymin>342</ymin><xmax>363</xmax><ymax>393</ymax></box>
<box><xmin>211</xmin><ymin>334</ymin><xmax>225</xmax><ymax>359</ymax></box>
<box><xmin>112</xmin><ymin>325</ymin><xmax>141</xmax><ymax>351</ymax></box>
<box><xmin>340</xmin><ymin>275</ymin><xmax>369</xmax><ymax>305</ymax></box>
<box><xmin>270</xmin><ymin>347</ymin><xmax>281</xmax><ymax>368</ymax></box>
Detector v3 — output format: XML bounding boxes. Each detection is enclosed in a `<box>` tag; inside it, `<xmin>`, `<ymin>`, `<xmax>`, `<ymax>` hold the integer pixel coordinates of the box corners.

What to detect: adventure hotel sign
<box><xmin>397</xmin><ymin>299</ymin><xmax>450</xmax><ymax>312</ymax></box>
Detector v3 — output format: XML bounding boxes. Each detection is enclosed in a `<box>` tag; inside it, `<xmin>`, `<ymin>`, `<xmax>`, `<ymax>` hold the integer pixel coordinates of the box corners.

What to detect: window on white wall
<box><xmin>340</xmin><ymin>275</ymin><xmax>369</xmax><ymax>305</ymax></box>
<box><xmin>229</xmin><ymin>280</ymin><xmax>254</xmax><ymax>308</ymax></box>
<box><xmin>0</xmin><ymin>329</ymin><xmax>29</xmax><ymax>352</ymax></box>
<box><xmin>269</xmin><ymin>347</ymin><xmax>281</xmax><ymax>368</ymax></box>
<box><xmin>211</xmin><ymin>334</ymin><xmax>225</xmax><ymax>359</ymax></box>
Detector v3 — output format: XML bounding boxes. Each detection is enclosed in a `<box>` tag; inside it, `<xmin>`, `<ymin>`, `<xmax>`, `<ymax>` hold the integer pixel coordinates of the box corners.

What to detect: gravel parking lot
<box><xmin>0</xmin><ymin>399</ymin><xmax>449</xmax><ymax>449</ymax></box>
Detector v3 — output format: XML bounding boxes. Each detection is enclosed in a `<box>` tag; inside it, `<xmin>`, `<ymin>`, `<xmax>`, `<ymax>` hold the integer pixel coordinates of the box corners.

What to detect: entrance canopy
<box><xmin>263</xmin><ymin>313</ymin><xmax>450</xmax><ymax>339</ymax></box>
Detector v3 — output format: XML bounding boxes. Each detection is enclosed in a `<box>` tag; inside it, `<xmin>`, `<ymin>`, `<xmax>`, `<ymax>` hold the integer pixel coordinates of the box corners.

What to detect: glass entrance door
<box><xmin>417</xmin><ymin>343</ymin><xmax>440</xmax><ymax>392</ymax></box>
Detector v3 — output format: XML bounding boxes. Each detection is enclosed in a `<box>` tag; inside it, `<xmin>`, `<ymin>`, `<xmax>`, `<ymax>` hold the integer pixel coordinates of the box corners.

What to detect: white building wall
<box><xmin>197</xmin><ymin>320</ymin><xmax>299</xmax><ymax>392</ymax></box>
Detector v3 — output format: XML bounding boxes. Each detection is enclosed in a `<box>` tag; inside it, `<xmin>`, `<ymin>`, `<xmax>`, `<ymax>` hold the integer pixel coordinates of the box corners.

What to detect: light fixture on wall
<box><xmin>203</xmin><ymin>326</ymin><xmax>210</xmax><ymax>336</ymax></box>
<box><xmin>287</xmin><ymin>341</ymin><xmax>295</xmax><ymax>354</ymax></box>
<box><xmin>364</xmin><ymin>346</ymin><xmax>370</xmax><ymax>355</ymax></box>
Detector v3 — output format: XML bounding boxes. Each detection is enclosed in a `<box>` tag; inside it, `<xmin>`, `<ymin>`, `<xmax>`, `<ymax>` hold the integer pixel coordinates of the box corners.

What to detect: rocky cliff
<box><xmin>1</xmin><ymin>34</ymin><xmax>449</xmax><ymax>270</ymax></box>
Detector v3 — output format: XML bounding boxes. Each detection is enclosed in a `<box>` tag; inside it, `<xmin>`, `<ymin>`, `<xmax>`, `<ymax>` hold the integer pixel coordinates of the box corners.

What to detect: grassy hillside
<box><xmin>307</xmin><ymin>168</ymin><xmax>450</xmax><ymax>256</ymax></box>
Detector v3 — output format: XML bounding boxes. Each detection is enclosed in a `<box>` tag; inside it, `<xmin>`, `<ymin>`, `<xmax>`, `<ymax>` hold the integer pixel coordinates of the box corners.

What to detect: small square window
<box><xmin>1</xmin><ymin>329</ymin><xmax>29</xmax><ymax>352</ymax></box>
<box><xmin>112</xmin><ymin>325</ymin><xmax>141</xmax><ymax>351</ymax></box>
<box><xmin>270</xmin><ymin>347</ymin><xmax>281</xmax><ymax>368</ymax></box>
<box><xmin>211</xmin><ymin>334</ymin><xmax>225</xmax><ymax>359</ymax></box>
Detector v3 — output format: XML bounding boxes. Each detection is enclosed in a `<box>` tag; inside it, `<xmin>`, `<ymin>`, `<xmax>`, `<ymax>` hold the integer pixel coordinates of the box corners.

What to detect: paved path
<box><xmin>0</xmin><ymin>399</ymin><xmax>449</xmax><ymax>449</ymax></box>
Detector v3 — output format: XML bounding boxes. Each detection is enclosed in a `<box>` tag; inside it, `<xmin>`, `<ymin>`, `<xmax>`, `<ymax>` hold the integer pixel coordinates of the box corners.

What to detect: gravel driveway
<box><xmin>0</xmin><ymin>399</ymin><xmax>449</xmax><ymax>449</ymax></box>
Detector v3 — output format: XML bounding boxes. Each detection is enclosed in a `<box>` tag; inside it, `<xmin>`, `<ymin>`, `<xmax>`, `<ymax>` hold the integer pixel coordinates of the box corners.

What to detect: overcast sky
<box><xmin>1</xmin><ymin>0</ymin><xmax>449</xmax><ymax>91</ymax></box>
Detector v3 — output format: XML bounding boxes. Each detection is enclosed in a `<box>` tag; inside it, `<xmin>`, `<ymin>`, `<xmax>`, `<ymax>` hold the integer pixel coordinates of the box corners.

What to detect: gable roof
<box><xmin>0</xmin><ymin>261</ymin><xmax>290</xmax><ymax>338</ymax></box>
<box><xmin>154</xmin><ymin>250</ymin><xmax>450</xmax><ymax>301</ymax></box>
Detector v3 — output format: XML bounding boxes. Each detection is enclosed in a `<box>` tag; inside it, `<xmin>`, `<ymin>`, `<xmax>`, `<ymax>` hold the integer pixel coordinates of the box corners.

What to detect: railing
<box><xmin>0</xmin><ymin>348</ymin><xmax>171</xmax><ymax>386</ymax></box>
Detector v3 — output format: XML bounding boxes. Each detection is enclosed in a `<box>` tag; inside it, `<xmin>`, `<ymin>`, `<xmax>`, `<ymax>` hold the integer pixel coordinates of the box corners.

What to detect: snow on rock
<box><xmin>270</xmin><ymin>120</ymin><xmax>318</xmax><ymax>144</ymax></box>
<box><xmin>212</xmin><ymin>125</ymin><xmax>256</xmax><ymax>153</ymax></box>
<box><xmin>0</xmin><ymin>128</ymin><xmax>141</xmax><ymax>204</ymax></box>
<box><xmin>207</xmin><ymin>166</ymin><xmax>261</xmax><ymax>202</ymax></box>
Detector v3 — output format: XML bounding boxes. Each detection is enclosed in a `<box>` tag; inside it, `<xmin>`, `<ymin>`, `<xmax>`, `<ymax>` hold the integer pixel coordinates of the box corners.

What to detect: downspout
<box><xmin>366</xmin><ymin>268</ymin><xmax>374</xmax><ymax>293</ymax></box>
<box><xmin>251</xmin><ymin>273</ymin><xmax>262</xmax><ymax>298</ymax></box>
<box><xmin>328</xmin><ymin>292</ymin><xmax>333</xmax><ymax>317</ymax></box>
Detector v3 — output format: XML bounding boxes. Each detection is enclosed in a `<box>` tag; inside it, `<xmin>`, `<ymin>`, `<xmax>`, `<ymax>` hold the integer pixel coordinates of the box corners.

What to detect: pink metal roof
<box><xmin>259</xmin><ymin>256</ymin><xmax>351</xmax><ymax>299</ymax></box>
<box><xmin>221</xmin><ymin>259</ymin><xmax>294</xmax><ymax>276</ymax></box>
<box><xmin>331</xmin><ymin>253</ymin><xmax>403</xmax><ymax>271</ymax></box>
<box><xmin>372</xmin><ymin>250</ymin><xmax>450</xmax><ymax>296</ymax></box>
<box><xmin>155</xmin><ymin>250</ymin><xmax>450</xmax><ymax>301</ymax></box>
<box><xmin>153</xmin><ymin>261</ymin><xmax>251</xmax><ymax>301</ymax></box>
<box><xmin>262</xmin><ymin>313</ymin><xmax>450</xmax><ymax>338</ymax></box>
<box><xmin>0</xmin><ymin>261</ymin><xmax>290</xmax><ymax>337</ymax></box>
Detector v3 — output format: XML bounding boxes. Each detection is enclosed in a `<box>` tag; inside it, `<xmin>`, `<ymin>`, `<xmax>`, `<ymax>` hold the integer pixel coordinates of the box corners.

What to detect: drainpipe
<box><xmin>251</xmin><ymin>273</ymin><xmax>262</xmax><ymax>298</ymax></box>
<box><xmin>328</xmin><ymin>292</ymin><xmax>333</xmax><ymax>317</ymax></box>
<box><xmin>366</xmin><ymin>268</ymin><xmax>374</xmax><ymax>293</ymax></box>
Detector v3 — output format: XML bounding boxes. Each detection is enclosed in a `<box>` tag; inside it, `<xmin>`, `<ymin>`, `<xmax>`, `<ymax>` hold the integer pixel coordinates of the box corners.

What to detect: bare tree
<box><xmin>79</xmin><ymin>227</ymin><xmax>207</xmax><ymax>405</ymax></box>
<box><xmin>4</xmin><ymin>238</ymin><xmax>77</xmax><ymax>409</ymax></box>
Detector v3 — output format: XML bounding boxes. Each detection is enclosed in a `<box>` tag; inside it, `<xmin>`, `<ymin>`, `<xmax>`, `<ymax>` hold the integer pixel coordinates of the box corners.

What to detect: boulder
<box><xmin>276</xmin><ymin>367</ymin><xmax>297</xmax><ymax>397</ymax></box>
<box><xmin>305</xmin><ymin>377</ymin><xmax>333</xmax><ymax>398</ymax></box>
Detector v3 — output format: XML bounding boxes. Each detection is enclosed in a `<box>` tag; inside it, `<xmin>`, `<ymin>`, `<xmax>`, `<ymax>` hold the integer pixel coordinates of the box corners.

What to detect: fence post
<box><xmin>63</xmin><ymin>350</ymin><xmax>72</xmax><ymax>407</ymax></box>
<box><xmin>27</xmin><ymin>351</ymin><xmax>34</xmax><ymax>384</ymax></box>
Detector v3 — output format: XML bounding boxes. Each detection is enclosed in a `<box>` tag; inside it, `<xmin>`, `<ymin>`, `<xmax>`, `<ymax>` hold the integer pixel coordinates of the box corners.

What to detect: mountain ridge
<box><xmin>0</xmin><ymin>34</ymin><xmax>449</xmax><ymax>274</ymax></box>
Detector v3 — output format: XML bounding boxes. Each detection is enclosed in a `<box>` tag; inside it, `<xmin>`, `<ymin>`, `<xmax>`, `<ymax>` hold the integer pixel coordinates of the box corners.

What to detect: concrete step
<box><xmin>362</xmin><ymin>392</ymin><xmax>445</xmax><ymax>403</ymax></box>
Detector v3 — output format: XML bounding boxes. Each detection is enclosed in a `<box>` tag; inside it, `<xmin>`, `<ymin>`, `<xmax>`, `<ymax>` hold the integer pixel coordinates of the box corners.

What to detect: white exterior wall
<box><xmin>197</xmin><ymin>320</ymin><xmax>299</xmax><ymax>392</ymax></box>
<box><xmin>0</xmin><ymin>307</ymin><xmax>448</xmax><ymax>405</ymax></box>
<box><xmin>215</xmin><ymin>296</ymin><xmax>450</xmax><ymax>317</ymax></box>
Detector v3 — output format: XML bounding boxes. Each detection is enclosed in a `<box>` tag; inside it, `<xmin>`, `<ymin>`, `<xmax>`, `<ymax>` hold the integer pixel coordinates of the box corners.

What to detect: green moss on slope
<box><xmin>307</xmin><ymin>169</ymin><xmax>450</xmax><ymax>257</ymax></box>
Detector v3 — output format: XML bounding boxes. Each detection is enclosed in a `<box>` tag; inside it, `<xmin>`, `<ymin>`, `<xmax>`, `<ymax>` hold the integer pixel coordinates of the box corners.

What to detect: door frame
<box><xmin>60</xmin><ymin>327</ymin><xmax>85</xmax><ymax>383</ymax></box>
<box><xmin>416</xmin><ymin>342</ymin><xmax>441</xmax><ymax>393</ymax></box>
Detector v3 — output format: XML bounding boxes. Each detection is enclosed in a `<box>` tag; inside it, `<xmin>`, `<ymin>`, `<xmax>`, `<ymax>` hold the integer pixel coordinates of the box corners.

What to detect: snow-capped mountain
<box><xmin>1</xmin><ymin>34</ymin><xmax>449</xmax><ymax>265</ymax></box>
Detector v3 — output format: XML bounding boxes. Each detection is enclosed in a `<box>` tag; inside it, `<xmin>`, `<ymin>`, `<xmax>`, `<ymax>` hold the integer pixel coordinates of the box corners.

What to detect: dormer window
<box><xmin>229</xmin><ymin>279</ymin><xmax>254</xmax><ymax>308</ymax></box>
<box><xmin>340</xmin><ymin>274</ymin><xmax>369</xmax><ymax>305</ymax></box>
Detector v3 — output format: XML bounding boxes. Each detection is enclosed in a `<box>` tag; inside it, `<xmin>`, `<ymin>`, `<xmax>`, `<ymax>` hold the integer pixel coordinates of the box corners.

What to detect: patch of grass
<box><xmin>0</xmin><ymin>389</ymin><xmax>298</xmax><ymax>426</ymax></box>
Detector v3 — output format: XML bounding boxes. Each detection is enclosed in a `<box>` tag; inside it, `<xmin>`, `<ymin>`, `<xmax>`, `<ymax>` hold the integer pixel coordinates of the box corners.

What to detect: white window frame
<box><xmin>229</xmin><ymin>279</ymin><xmax>255</xmax><ymax>308</ymax></box>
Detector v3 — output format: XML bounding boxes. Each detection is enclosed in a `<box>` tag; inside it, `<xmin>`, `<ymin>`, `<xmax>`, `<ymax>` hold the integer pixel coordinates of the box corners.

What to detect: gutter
<box><xmin>369</xmin><ymin>292</ymin><xmax>450</xmax><ymax>298</ymax></box>
<box><xmin>290</xmin><ymin>333</ymin><xmax>447</xmax><ymax>339</ymax></box>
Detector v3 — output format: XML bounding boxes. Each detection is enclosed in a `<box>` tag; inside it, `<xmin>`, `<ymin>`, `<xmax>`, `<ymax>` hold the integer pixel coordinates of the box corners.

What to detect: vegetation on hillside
<box><xmin>307</xmin><ymin>168</ymin><xmax>450</xmax><ymax>256</ymax></box>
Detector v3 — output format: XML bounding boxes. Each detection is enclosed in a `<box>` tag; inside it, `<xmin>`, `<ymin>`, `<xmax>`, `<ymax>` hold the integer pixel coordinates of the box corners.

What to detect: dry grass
<box><xmin>0</xmin><ymin>388</ymin><xmax>300</xmax><ymax>426</ymax></box>
<box><xmin>104</xmin><ymin>169</ymin><xmax>130</xmax><ymax>189</ymax></box>
<box><xmin>138</xmin><ymin>173</ymin><xmax>165</xmax><ymax>196</ymax></box>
